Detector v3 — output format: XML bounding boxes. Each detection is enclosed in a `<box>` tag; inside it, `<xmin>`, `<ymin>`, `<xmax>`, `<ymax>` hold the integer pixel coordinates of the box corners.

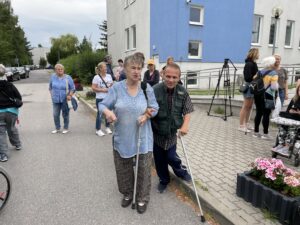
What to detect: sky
<box><xmin>11</xmin><ymin>0</ymin><xmax>107</xmax><ymax>49</ymax></box>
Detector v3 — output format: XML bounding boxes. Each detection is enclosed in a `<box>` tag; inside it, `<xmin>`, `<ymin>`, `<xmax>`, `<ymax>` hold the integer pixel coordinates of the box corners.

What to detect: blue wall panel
<box><xmin>150</xmin><ymin>0</ymin><xmax>255</xmax><ymax>63</ymax></box>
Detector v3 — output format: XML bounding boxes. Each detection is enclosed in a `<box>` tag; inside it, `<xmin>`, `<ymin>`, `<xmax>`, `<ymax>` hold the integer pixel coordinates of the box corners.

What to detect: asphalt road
<box><xmin>0</xmin><ymin>70</ymin><xmax>202</xmax><ymax>225</ymax></box>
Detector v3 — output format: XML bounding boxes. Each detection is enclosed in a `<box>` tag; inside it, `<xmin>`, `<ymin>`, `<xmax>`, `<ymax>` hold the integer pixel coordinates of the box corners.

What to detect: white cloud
<box><xmin>11</xmin><ymin>0</ymin><xmax>106</xmax><ymax>48</ymax></box>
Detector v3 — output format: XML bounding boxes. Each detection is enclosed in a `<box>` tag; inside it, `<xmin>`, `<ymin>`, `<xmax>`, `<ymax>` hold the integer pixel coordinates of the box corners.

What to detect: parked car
<box><xmin>5</xmin><ymin>67</ymin><xmax>20</xmax><ymax>82</ymax></box>
<box><xmin>17</xmin><ymin>66</ymin><xmax>26</xmax><ymax>79</ymax></box>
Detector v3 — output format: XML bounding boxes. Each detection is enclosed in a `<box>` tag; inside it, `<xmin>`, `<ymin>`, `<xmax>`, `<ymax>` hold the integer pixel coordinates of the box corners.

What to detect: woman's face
<box><xmin>100</xmin><ymin>64</ymin><xmax>107</xmax><ymax>75</ymax></box>
<box><xmin>55</xmin><ymin>67</ymin><xmax>64</xmax><ymax>76</ymax></box>
<box><xmin>126</xmin><ymin>63</ymin><xmax>142</xmax><ymax>82</ymax></box>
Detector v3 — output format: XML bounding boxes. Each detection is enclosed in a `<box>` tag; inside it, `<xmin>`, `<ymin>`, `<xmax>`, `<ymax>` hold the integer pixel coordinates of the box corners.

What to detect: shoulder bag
<box><xmin>65</xmin><ymin>77</ymin><xmax>78</xmax><ymax>111</ymax></box>
<box><xmin>0</xmin><ymin>90</ymin><xmax>23</xmax><ymax>108</ymax></box>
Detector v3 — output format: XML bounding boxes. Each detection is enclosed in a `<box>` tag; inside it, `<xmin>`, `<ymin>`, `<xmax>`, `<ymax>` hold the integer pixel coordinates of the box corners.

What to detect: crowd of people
<box><xmin>1</xmin><ymin>48</ymin><xmax>298</xmax><ymax>214</ymax></box>
<box><xmin>238</xmin><ymin>48</ymin><xmax>300</xmax><ymax>157</ymax></box>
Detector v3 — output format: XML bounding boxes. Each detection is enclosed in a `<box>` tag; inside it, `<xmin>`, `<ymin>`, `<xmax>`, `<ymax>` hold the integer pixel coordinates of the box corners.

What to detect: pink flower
<box><xmin>284</xmin><ymin>176</ymin><xmax>300</xmax><ymax>187</ymax></box>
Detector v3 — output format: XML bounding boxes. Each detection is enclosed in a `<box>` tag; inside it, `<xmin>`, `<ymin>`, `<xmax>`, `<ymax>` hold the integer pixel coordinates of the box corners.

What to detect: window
<box><xmin>188</xmin><ymin>41</ymin><xmax>202</xmax><ymax>59</ymax></box>
<box><xmin>251</xmin><ymin>15</ymin><xmax>263</xmax><ymax>44</ymax></box>
<box><xmin>187</xmin><ymin>72</ymin><xmax>197</xmax><ymax>85</ymax></box>
<box><xmin>189</xmin><ymin>6</ymin><xmax>204</xmax><ymax>25</ymax></box>
<box><xmin>269</xmin><ymin>17</ymin><xmax>279</xmax><ymax>45</ymax></box>
<box><xmin>131</xmin><ymin>25</ymin><xmax>136</xmax><ymax>49</ymax></box>
<box><xmin>125</xmin><ymin>28</ymin><xmax>130</xmax><ymax>50</ymax></box>
<box><xmin>285</xmin><ymin>20</ymin><xmax>294</xmax><ymax>47</ymax></box>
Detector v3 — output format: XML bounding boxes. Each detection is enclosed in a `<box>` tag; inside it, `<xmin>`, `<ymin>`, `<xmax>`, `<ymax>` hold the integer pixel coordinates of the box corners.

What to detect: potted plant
<box><xmin>236</xmin><ymin>158</ymin><xmax>300</xmax><ymax>225</ymax></box>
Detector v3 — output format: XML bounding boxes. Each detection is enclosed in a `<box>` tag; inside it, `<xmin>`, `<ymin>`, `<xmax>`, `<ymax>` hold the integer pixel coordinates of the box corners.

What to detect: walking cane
<box><xmin>179</xmin><ymin>135</ymin><xmax>206</xmax><ymax>223</ymax></box>
<box><xmin>132</xmin><ymin>125</ymin><xmax>141</xmax><ymax>209</ymax></box>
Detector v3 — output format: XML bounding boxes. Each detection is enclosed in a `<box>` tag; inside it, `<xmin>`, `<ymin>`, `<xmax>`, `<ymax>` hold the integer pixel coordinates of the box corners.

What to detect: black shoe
<box><xmin>181</xmin><ymin>173</ymin><xmax>192</xmax><ymax>183</ymax></box>
<box><xmin>121</xmin><ymin>196</ymin><xmax>132</xmax><ymax>208</ymax></box>
<box><xmin>137</xmin><ymin>202</ymin><xmax>147</xmax><ymax>214</ymax></box>
<box><xmin>157</xmin><ymin>183</ymin><xmax>167</xmax><ymax>193</ymax></box>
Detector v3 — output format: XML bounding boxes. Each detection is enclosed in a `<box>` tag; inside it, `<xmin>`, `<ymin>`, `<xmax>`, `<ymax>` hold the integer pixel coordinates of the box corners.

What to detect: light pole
<box><xmin>271</xmin><ymin>6</ymin><xmax>283</xmax><ymax>55</ymax></box>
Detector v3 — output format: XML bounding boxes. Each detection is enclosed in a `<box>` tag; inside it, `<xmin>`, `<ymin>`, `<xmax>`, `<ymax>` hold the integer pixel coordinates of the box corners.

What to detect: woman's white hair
<box><xmin>261</xmin><ymin>56</ymin><xmax>276</xmax><ymax>68</ymax></box>
<box><xmin>0</xmin><ymin>64</ymin><xmax>5</xmax><ymax>76</ymax></box>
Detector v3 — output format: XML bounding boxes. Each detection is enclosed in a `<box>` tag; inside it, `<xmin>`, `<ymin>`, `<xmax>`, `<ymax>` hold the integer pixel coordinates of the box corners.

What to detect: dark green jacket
<box><xmin>151</xmin><ymin>83</ymin><xmax>186</xmax><ymax>136</ymax></box>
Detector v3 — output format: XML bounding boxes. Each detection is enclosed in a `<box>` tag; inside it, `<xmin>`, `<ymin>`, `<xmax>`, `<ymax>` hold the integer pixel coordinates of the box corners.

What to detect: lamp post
<box><xmin>271</xmin><ymin>6</ymin><xmax>283</xmax><ymax>55</ymax></box>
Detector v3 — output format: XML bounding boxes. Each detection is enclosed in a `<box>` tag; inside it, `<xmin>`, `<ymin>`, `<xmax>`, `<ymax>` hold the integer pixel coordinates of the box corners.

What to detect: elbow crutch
<box><xmin>132</xmin><ymin>125</ymin><xmax>141</xmax><ymax>209</ymax></box>
<box><xmin>179</xmin><ymin>135</ymin><xmax>206</xmax><ymax>223</ymax></box>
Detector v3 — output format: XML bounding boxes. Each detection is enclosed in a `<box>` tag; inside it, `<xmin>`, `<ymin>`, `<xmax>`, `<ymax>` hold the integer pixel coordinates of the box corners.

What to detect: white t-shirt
<box><xmin>92</xmin><ymin>74</ymin><xmax>113</xmax><ymax>99</ymax></box>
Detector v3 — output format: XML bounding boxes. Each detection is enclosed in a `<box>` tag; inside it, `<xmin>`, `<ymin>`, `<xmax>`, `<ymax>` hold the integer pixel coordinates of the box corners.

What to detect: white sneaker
<box><xmin>96</xmin><ymin>130</ymin><xmax>105</xmax><ymax>137</ymax></box>
<box><xmin>261</xmin><ymin>134</ymin><xmax>273</xmax><ymax>140</ymax></box>
<box><xmin>105</xmin><ymin>127</ymin><xmax>112</xmax><ymax>134</ymax></box>
<box><xmin>62</xmin><ymin>129</ymin><xmax>69</xmax><ymax>134</ymax></box>
<box><xmin>238</xmin><ymin>126</ymin><xmax>251</xmax><ymax>133</ymax></box>
<box><xmin>252</xmin><ymin>132</ymin><xmax>261</xmax><ymax>138</ymax></box>
<box><xmin>51</xmin><ymin>129</ymin><xmax>60</xmax><ymax>134</ymax></box>
<box><xmin>247</xmin><ymin>123</ymin><xmax>254</xmax><ymax>130</ymax></box>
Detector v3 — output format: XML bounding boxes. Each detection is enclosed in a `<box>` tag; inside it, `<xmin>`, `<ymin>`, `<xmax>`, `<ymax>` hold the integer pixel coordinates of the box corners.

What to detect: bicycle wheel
<box><xmin>0</xmin><ymin>167</ymin><xmax>11</xmax><ymax>212</ymax></box>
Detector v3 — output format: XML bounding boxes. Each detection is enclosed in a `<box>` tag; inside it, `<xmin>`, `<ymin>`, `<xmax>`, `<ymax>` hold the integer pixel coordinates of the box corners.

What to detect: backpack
<box><xmin>249</xmin><ymin>70</ymin><xmax>272</xmax><ymax>96</ymax></box>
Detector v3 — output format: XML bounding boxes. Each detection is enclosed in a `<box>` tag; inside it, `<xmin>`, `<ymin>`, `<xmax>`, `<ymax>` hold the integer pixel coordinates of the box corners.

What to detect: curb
<box><xmin>78</xmin><ymin>96</ymin><xmax>242</xmax><ymax>225</ymax></box>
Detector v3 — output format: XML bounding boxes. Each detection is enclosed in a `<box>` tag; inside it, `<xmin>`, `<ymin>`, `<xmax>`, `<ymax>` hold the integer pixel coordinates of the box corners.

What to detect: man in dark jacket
<box><xmin>104</xmin><ymin>55</ymin><xmax>116</xmax><ymax>81</ymax></box>
<box><xmin>151</xmin><ymin>63</ymin><xmax>194</xmax><ymax>193</ymax></box>
<box><xmin>0</xmin><ymin>64</ymin><xmax>22</xmax><ymax>162</ymax></box>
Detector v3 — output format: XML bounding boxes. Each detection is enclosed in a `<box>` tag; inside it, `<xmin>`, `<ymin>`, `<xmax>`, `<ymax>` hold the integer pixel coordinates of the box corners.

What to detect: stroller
<box><xmin>271</xmin><ymin>112</ymin><xmax>300</xmax><ymax>167</ymax></box>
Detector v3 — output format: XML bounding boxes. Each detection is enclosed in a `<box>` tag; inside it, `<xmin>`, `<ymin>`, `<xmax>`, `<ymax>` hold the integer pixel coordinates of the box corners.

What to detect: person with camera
<box><xmin>0</xmin><ymin>64</ymin><xmax>22</xmax><ymax>162</ymax></box>
<box><xmin>49</xmin><ymin>64</ymin><xmax>75</xmax><ymax>134</ymax></box>
<box><xmin>238</xmin><ymin>48</ymin><xmax>259</xmax><ymax>132</ymax></box>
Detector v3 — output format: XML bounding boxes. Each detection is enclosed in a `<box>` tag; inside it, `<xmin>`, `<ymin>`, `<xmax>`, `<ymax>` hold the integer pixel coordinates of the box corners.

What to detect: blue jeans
<box><xmin>0</xmin><ymin>112</ymin><xmax>21</xmax><ymax>154</ymax></box>
<box><xmin>53</xmin><ymin>102</ymin><xmax>69</xmax><ymax>130</ymax></box>
<box><xmin>278</xmin><ymin>89</ymin><xmax>285</xmax><ymax>107</ymax></box>
<box><xmin>153</xmin><ymin>143</ymin><xmax>189</xmax><ymax>185</ymax></box>
<box><xmin>96</xmin><ymin>98</ymin><xmax>109</xmax><ymax>130</ymax></box>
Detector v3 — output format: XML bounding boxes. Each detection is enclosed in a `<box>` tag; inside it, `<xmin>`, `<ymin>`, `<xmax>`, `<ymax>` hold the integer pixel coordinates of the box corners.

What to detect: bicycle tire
<box><xmin>0</xmin><ymin>167</ymin><xmax>11</xmax><ymax>212</ymax></box>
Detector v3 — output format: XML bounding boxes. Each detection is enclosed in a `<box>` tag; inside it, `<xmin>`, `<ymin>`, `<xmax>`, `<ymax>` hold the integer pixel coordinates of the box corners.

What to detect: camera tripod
<box><xmin>207</xmin><ymin>58</ymin><xmax>237</xmax><ymax>121</ymax></box>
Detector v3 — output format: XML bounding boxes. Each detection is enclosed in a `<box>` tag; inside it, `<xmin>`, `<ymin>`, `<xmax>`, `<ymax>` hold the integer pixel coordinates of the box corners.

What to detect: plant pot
<box><xmin>236</xmin><ymin>172</ymin><xmax>300</xmax><ymax>225</ymax></box>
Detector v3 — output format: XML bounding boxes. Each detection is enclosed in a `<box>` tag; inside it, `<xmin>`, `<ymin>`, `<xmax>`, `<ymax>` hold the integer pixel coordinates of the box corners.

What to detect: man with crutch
<box><xmin>151</xmin><ymin>63</ymin><xmax>194</xmax><ymax>193</ymax></box>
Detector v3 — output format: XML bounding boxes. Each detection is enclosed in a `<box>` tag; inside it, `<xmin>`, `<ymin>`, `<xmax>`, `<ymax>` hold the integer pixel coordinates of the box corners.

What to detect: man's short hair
<box><xmin>118</xmin><ymin>59</ymin><xmax>123</xmax><ymax>63</ymax></box>
<box><xmin>165</xmin><ymin>63</ymin><xmax>181</xmax><ymax>77</ymax></box>
<box><xmin>104</xmin><ymin>55</ymin><xmax>112</xmax><ymax>62</ymax></box>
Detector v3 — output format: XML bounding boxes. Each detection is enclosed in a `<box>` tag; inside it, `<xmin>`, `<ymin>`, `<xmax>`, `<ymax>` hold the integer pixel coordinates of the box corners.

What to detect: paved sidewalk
<box><xmin>78</xmin><ymin>88</ymin><xmax>300</xmax><ymax>225</ymax></box>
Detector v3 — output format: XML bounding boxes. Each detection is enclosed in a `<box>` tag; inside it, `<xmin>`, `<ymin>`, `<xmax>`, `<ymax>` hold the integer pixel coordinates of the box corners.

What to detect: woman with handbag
<box><xmin>238</xmin><ymin>48</ymin><xmax>259</xmax><ymax>132</ymax></box>
<box><xmin>253</xmin><ymin>56</ymin><xmax>278</xmax><ymax>139</ymax></box>
<box><xmin>0</xmin><ymin>64</ymin><xmax>22</xmax><ymax>162</ymax></box>
<box><xmin>98</xmin><ymin>54</ymin><xmax>158</xmax><ymax>214</ymax></box>
<box><xmin>49</xmin><ymin>64</ymin><xmax>75</xmax><ymax>134</ymax></box>
<box><xmin>92</xmin><ymin>62</ymin><xmax>114</xmax><ymax>137</ymax></box>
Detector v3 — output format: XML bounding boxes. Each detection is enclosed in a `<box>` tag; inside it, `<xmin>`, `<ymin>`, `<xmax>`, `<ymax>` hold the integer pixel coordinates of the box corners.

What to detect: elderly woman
<box><xmin>0</xmin><ymin>64</ymin><xmax>22</xmax><ymax>162</ymax></box>
<box><xmin>238</xmin><ymin>48</ymin><xmax>259</xmax><ymax>132</ymax></box>
<box><xmin>92</xmin><ymin>62</ymin><xmax>113</xmax><ymax>136</ymax></box>
<box><xmin>49</xmin><ymin>64</ymin><xmax>75</xmax><ymax>134</ymax></box>
<box><xmin>99</xmin><ymin>54</ymin><xmax>159</xmax><ymax>214</ymax></box>
<box><xmin>253</xmin><ymin>56</ymin><xmax>278</xmax><ymax>139</ymax></box>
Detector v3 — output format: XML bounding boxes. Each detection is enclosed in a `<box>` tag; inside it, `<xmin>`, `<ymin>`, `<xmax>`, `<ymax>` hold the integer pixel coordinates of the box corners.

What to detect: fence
<box><xmin>181</xmin><ymin>65</ymin><xmax>300</xmax><ymax>98</ymax></box>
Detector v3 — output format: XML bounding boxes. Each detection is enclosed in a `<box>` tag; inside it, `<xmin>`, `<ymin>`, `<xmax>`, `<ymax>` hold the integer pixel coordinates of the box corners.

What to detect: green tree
<box><xmin>78</xmin><ymin>36</ymin><xmax>92</xmax><ymax>53</ymax></box>
<box><xmin>47</xmin><ymin>33</ymin><xmax>79</xmax><ymax>65</ymax></box>
<box><xmin>0</xmin><ymin>1</ymin><xmax>32</xmax><ymax>65</ymax></box>
<box><xmin>98</xmin><ymin>20</ymin><xmax>107</xmax><ymax>52</ymax></box>
<box><xmin>39</xmin><ymin>57</ymin><xmax>47</xmax><ymax>69</ymax></box>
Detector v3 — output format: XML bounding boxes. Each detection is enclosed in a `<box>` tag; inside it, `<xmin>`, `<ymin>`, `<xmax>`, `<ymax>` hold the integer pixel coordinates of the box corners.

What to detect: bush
<box><xmin>59</xmin><ymin>50</ymin><xmax>106</xmax><ymax>84</ymax></box>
